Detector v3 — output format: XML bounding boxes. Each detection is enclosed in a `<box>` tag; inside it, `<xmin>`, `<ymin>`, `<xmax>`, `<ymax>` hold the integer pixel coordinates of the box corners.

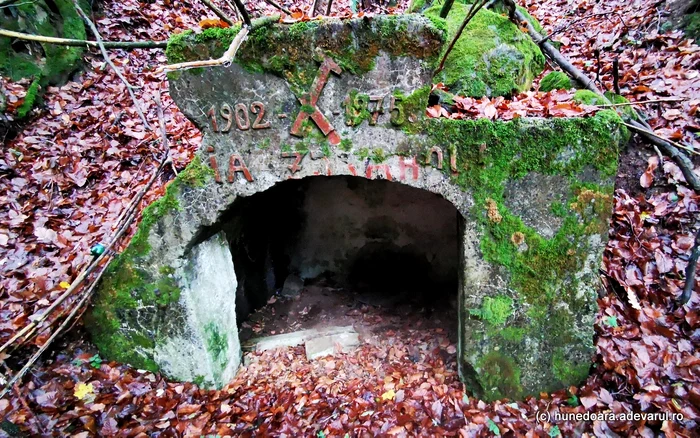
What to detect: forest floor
<box><xmin>1</xmin><ymin>0</ymin><xmax>699</xmax><ymax>436</ymax></box>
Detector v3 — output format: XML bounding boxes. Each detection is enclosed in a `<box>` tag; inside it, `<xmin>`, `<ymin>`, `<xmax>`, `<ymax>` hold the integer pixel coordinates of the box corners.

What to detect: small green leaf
<box><xmin>567</xmin><ymin>394</ymin><xmax>579</xmax><ymax>407</ymax></box>
<box><xmin>487</xmin><ymin>418</ymin><xmax>500</xmax><ymax>436</ymax></box>
<box><xmin>89</xmin><ymin>354</ymin><xmax>102</xmax><ymax>369</ymax></box>
<box><xmin>317</xmin><ymin>431</ymin><xmax>326</xmax><ymax>438</ymax></box>
<box><xmin>462</xmin><ymin>394</ymin><xmax>469</xmax><ymax>404</ymax></box>
<box><xmin>549</xmin><ymin>425</ymin><xmax>561</xmax><ymax>437</ymax></box>
<box><xmin>604</xmin><ymin>316</ymin><xmax>618</xmax><ymax>327</ymax></box>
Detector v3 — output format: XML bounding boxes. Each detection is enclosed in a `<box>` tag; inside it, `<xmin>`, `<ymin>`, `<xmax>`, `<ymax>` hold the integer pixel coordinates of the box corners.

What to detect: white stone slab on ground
<box><xmin>245</xmin><ymin>326</ymin><xmax>357</xmax><ymax>353</ymax></box>
<box><xmin>305</xmin><ymin>331</ymin><xmax>360</xmax><ymax>360</ymax></box>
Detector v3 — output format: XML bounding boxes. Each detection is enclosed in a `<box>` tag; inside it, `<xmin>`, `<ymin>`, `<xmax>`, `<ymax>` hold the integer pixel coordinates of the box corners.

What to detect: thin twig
<box><xmin>311</xmin><ymin>0</ymin><xmax>321</xmax><ymax>17</ymax></box>
<box><xmin>73</xmin><ymin>1</ymin><xmax>152</xmax><ymax>130</ymax></box>
<box><xmin>621</xmin><ymin>122</ymin><xmax>700</xmax><ymax>156</ymax></box>
<box><xmin>159</xmin><ymin>25</ymin><xmax>250</xmax><ymax>73</ymax></box>
<box><xmin>0</xmin><ymin>149</ymin><xmax>170</xmax><ymax>355</ymax></box>
<box><xmin>0</xmin><ymin>137</ymin><xmax>173</xmax><ymax>393</ymax></box>
<box><xmin>155</xmin><ymin>93</ymin><xmax>177</xmax><ymax>175</ymax></box>
<box><xmin>0</xmin><ymin>264</ymin><xmax>107</xmax><ymax>399</ymax></box>
<box><xmin>595</xmin><ymin>98</ymin><xmax>687</xmax><ymax>107</ymax></box>
<box><xmin>536</xmin><ymin>10</ymin><xmax>627</xmax><ymax>45</ymax></box>
<box><xmin>680</xmin><ymin>227</ymin><xmax>700</xmax><ymax>305</ymax></box>
<box><xmin>231</xmin><ymin>0</ymin><xmax>252</xmax><ymax>27</ymax></box>
<box><xmin>200</xmin><ymin>0</ymin><xmax>235</xmax><ymax>26</ymax></box>
<box><xmin>325</xmin><ymin>0</ymin><xmax>334</xmax><ymax>16</ymax></box>
<box><xmin>260</xmin><ymin>0</ymin><xmax>291</xmax><ymax>15</ymax></box>
<box><xmin>0</xmin><ymin>29</ymin><xmax>167</xmax><ymax>48</ymax></box>
<box><xmin>435</xmin><ymin>0</ymin><xmax>488</xmax><ymax>75</ymax></box>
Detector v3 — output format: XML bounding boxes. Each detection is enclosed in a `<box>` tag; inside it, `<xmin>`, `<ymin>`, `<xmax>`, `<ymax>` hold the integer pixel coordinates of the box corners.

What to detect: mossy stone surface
<box><xmin>425</xmin><ymin>3</ymin><xmax>545</xmax><ymax>97</ymax></box>
<box><xmin>423</xmin><ymin>111</ymin><xmax>626</xmax><ymax>400</ymax></box>
<box><xmin>166</xmin><ymin>14</ymin><xmax>445</xmax><ymax>96</ymax></box>
<box><xmin>85</xmin><ymin>158</ymin><xmax>215</xmax><ymax>373</ymax></box>
<box><xmin>0</xmin><ymin>0</ymin><xmax>88</xmax><ymax>116</ymax></box>
<box><xmin>539</xmin><ymin>71</ymin><xmax>573</xmax><ymax>92</ymax></box>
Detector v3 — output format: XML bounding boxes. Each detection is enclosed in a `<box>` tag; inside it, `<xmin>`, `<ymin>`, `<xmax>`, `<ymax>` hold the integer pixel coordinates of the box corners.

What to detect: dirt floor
<box><xmin>237</xmin><ymin>278</ymin><xmax>459</xmax><ymax>353</ymax></box>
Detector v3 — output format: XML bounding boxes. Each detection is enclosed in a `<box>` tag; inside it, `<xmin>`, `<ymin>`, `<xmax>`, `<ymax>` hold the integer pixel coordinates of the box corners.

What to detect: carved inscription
<box><xmin>208</xmin><ymin>102</ymin><xmax>271</xmax><ymax>133</ymax></box>
<box><xmin>206</xmin><ymin>142</ymin><xmax>459</xmax><ymax>184</ymax></box>
<box><xmin>344</xmin><ymin>93</ymin><xmax>405</xmax><ymax>127</ymax></box>
<box><xmin>204</xmin><ymin>55</ymin><xmax>415</xmax><ymax>146</ymax></box>
<box><xmin>206</xmin><ymin>147</ymin><xmax>253</xmax><ymax>183</ymax></box>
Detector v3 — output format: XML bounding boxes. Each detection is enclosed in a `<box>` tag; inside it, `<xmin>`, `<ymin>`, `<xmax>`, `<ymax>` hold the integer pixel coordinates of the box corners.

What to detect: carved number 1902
<box><xmin>207</xmin><ymin>101</ymin><xmax>271</xmax><ymax>133</ymax></box>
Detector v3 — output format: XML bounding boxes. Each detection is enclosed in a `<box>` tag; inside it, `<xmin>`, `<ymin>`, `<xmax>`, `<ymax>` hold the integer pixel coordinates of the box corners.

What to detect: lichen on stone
<box><xmin>469</xmin><ymin>295</ymin><xmax>513</xmax><ymax>325</ymax></box>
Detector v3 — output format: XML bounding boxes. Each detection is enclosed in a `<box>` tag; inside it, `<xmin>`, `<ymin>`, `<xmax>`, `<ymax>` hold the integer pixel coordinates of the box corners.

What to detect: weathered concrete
<box><xmin>87</xmin><ymin>14</ymin><xmax>626</xmax><ymax>400</ymax></box>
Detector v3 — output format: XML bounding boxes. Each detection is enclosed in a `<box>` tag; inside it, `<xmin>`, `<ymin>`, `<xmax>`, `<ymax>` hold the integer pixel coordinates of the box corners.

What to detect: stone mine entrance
<box><xmin>211</xmin><ymin>175</ymin><xmax>461</xmax><ymax>350</ymax></box>
<box><xmin>88</xmin><ymin>14</ymin><xmax>624</xmax><ymax>401</ymax></box>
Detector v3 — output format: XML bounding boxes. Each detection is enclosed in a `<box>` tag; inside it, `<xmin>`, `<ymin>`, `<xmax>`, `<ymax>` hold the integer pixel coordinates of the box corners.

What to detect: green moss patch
<box><xmin>425</xmin><ymin>111</ymin><xmax>624</xmax><ymax>400</ymax></box>
<box><xmin>425</xmin><ymin>3</ymin><xmax>545</xmax><ymax>97</ymax></box>
<box><xmin>539</xmin><ymin>71</ymin><xmax>573</xmax><ymax>92</ymax></box>
<box><xmin>573</xmin><ymin>89</ymin><xmax>608</xmax><ymax>106</ymax></box>
<box><xmin>86</xmin><ymin>158</ymin><xmax>215</xmax><ymax>372</ymax></box>
<box><xmin>476</xmin><ymin>351</ymin><xmax>524</xmax><ymax>400</ymax></box>
<box><xmin>166</xmin><ymin>14</ymin><xmax>444</xmax><ymax>96</ymax></box>
<box><xmin>469</xmin><ymin>295</ymin><xmax>513</xmax><ymax>325</ymax></box>
<box><xmin>0</xmin><ymin>0</ymin><xmax>88</xmax><ymax>116</ymax></box>
<box><xmin>552</xmin><ymin>348</ymin><xmax>590</xmax><ymax>384</ymax></box>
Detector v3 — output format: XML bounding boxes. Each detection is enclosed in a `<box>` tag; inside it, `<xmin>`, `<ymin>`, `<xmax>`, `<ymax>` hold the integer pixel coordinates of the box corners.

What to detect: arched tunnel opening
<box><xmin>215</xmin><ymin>176</ymin><xmax>462</xmax><ymax>351</ymax></box>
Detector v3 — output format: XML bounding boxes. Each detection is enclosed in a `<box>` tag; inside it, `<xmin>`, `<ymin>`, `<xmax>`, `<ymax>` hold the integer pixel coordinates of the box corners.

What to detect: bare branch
<box><xmin>0</xmin><ymin>28</ymin><xmax>167</xmax><ymax>48</ymax></box>
<box><xmin>73</xmin><ymin>2</ymin><xmax>152</xmax><ymax>130</ymax></box>
<box><xmin>200</xmin><ymin>0</ymin><xmax>235</xmax><ymax>26</ymax></box>
<box><xmin>325</xmin><ymin>0</ymin><xmax>334</xmax><ymax>16</ymax></box>
<box><xmin>0</xmin><ymin>264</ymin><xmax>106</xmax><ymax>399</ymax></box>
<box><xmin>595</xmin><ymin>98</ymin><xmax>687</xmax><ymax>107</ymax></box>
<box><xmin>231</xmin><ymin>0</ymin><xmax>252</xmax><ymax>27</ymax></box>
<box><xmin>440</xmin><ymin>0</ymin><xmax>455</xmax><ymax>18</ymax></box>
<box><xmin>435</xmin><ymin>0</ymin><xmax>489</xmax><ymax>75</ymax></box>
<box><xmin>623</xmin><ymin>121</ymin><xmax>700</xmax><ymax>187</ymax></box>
<box><xmin>311</xmin><ymin>0</ymin><xmax>321</xmax><ymax>17</ymax></box>
<box><xmin>511</xmin><ymin>7</ymin><xmax>700</xmax><ymax>307</ymax></box>
<box><xmin>621</xmin><ymin>122</ymin><xmax>700</xmax><ymax>157</ymax></box>
<box><xmin>680</xmin><ymin>228</ymin><xmax>700</xmax><ymax>305</ymax></box>
<box><xmin>159</xmin><ymin>25</ymin><xmax>250</xmax><ymax>73</ymax></box>
<box><xmin>513</xmin><ymin>8</ymin><xmax>604</xmax><ymax>95</ymax></box>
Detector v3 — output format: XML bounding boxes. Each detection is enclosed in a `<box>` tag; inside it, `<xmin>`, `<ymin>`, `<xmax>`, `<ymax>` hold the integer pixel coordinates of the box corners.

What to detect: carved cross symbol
<box><xmin>290</xmin><ymin>56</ymin><xmax>341</xmax><ymax>145</ymax></box>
